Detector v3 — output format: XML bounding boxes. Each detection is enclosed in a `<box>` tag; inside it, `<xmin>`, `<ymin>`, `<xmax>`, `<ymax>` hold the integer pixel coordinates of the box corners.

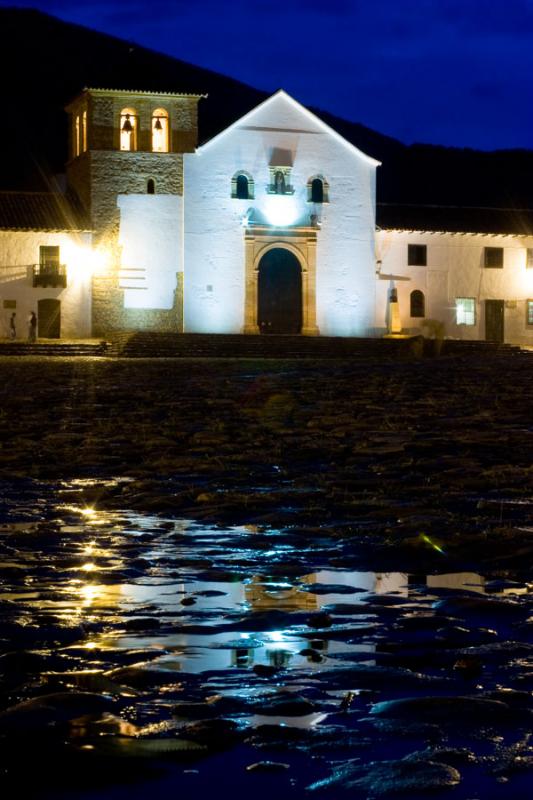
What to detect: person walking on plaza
<box><xmin>9</xmin><ymin>312</ymin><xmax>16</xmax><ymax>339</ymax></box>
<box><xmin>28</xmin><ymin>311</ymin><xmax>37</xmax><ymax>342</ymax></box>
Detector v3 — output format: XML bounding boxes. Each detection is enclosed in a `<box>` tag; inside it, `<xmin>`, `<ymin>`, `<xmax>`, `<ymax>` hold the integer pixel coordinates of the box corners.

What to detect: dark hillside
<box><xmin>1</xmin><ymin>8</ymin><xmax>532</xmax><ymax>209</ymax></box>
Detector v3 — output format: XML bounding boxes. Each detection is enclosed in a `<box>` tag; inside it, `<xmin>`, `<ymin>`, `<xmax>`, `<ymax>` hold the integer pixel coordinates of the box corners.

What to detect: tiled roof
<box><xmin>84</xmin><ymin>87</ymin><xmax>207</xmax><ymax>98</ymax></box>
<box><xmin>377</xmin><ymin>204</ymin><xmax>533</xmax><ymax>236</ymax></box>
<box><xmin>0</xmin><ymin>192</ymin><xmax>90</xmax><ymax>231</ymax></box>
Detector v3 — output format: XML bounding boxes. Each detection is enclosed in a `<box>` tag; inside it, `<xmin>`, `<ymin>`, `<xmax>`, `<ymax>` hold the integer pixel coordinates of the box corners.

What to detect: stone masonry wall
<box><xmin>90</xmin><ymin>151</ymin><xmax>184</xmax><ymax>335</ymax></box>
<box><xmin>66</xmin><ymin>90</ymin><xmax>200</xmax><ymax>336</ymax></box>
<box><xmin>91</xmin><ymin>151</ymin><xmax>184</xmax><ymax>235</ymax></box>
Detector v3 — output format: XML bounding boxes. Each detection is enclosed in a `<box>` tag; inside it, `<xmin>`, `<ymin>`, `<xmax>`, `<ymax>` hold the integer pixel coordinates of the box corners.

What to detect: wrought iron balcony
<box><xmin>32</xmin><ymin>264</ymin><xmax>67</xmax><ymax>288</ymax></box>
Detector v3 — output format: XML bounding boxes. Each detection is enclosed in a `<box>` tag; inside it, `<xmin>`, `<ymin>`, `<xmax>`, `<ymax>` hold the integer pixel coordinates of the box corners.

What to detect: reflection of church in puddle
<box><xmin>2</xmin><ymin>88</ymin><xmax>533</xmax><ymax>345</ymax></box>
<box><xmin>233</xmin><ymin>571</ymin><xmax>417</xmax><ymax>669</ymax></box>
<box><xmin>231</xmin><ymin>569</ymin><xmax>525</xmax><ymax>669</ymax></box>
<box><xmin>72</xmin><ymin>561</ymin><xmax>526</xmax><ymax>672</ymax></box>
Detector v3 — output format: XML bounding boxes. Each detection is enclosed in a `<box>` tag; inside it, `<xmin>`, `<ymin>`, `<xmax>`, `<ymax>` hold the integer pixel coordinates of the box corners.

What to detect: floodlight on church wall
<box><xmin>264</xmin><ymin>195</ymin><xmax>299</xmax><ymax>227</ymax></box>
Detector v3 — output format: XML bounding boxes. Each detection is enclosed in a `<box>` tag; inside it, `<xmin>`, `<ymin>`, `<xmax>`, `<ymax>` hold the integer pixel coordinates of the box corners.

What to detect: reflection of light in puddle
<box><xmin>266</xmin><ymin>630</ymin><xmax>286</xmax><ymax>643</ymax></box>
<box><xmin>249</xmin><ymin>712</ymin><xmax>328</xmax><ymax>729</ymax></box>
<box><xmin>59</xmin><ymin>505</ymin><xmax>111</xmax><ymax>527</ymax></box>
<box><xmin>11</xmin><ymin>499</ymin><xmax>528</xmax><ymax>681</ymax></box>
<box><xmin>80</xmin><ymin>507</ymin><xmax>96</xmax><ymax>518</ymax></box>
<box><xmin>79</xmin><ymin>583</ymin><xmax>103</xmax><ymax>607</ymax></box>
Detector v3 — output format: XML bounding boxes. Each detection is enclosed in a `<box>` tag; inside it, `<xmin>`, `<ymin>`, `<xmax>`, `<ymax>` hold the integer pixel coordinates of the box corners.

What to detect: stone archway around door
<box><xmin>243</xmin><ymin>225</ymin><xmax>319</xmax><ymax>335</ymax></box>
<box><xmin>258</xmin><ymin>247</ymin><xmax>302</xmax><ymax>334</ymax></box>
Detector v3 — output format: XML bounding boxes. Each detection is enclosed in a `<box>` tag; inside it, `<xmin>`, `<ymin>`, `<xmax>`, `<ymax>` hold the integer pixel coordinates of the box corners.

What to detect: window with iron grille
<box><xmin>484</xmin><ymin>247</ymin><xmax>504</xmax><ymax>268</ymax></box>
<box><xmin>408</xmin><ymin>244</ymin><xmax>427</xmax><ymax>266</ymax></box>
<box><xmin>456</xmin><ymin>297</ymin><xmax>476</xmax><ymax>325</ymax></box>
<box><xmin>527</xmin><ymin>300</ymin><xmax>533</xmax><ymax>326</ymax></box>
<box><xmin>526</xmin><ymin>249</ymin><xmax>533</xmax><ymax>268</ymax></box>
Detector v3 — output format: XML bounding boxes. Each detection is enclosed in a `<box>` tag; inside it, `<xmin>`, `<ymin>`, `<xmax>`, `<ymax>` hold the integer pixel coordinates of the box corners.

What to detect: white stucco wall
<box><xmin>117</xmin><ymin>195</ymin><xmax>182</xmax><ymax>310</ymax></box>
<box><xmin>0</xmin><ymin>230</ymin><xmax>92</xmax><ymax>338</ymax></box>
<box><xmin>376</xmin><ymin>230</ymin><xmax>533</xmax><ymax>345</ymax></box>
<box><xmin>184</xmin><ymin>91</ymin><xmax>378</xmax><ymax>335</ymax></box>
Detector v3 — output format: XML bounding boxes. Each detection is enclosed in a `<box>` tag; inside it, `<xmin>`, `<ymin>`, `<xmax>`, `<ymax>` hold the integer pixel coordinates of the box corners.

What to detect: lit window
<box><xmin>410</xmin><ymin>290</ymin><xmax>425</xmax><ymax>318</ymax></box>
<box><xmin>526</xmin><ymin>248</ymin><xmax>533</xmax><ymax>268</ymax></box>
<box><xmin>74</xmin><ymin>115</ymin><xmax>80</xmax><ymax>158</ymax></box>
<box><xmin>408</xmin><ymin>244</ymin><xmax>427</xmax><ymax>266</ymax></box>
<box><xmin>82</xmin><ymin>110</ymin><xmax>87</xmax><ymax>152</ymax></box>
<box><xmin>456</xmin><ymin>297</ymin><xmax>476</xmax><ymax>325</ymax></box>
<box><xmin>120</xmin><ymin>108</ymin><xmax>137</xmax><ymax>151</ymax></box>
<box><xmin>231</xmin><ymin>171</ymin><xmax>254</xmax><ymax>200</ymax></box>
<box><xmin>527</xmin><ymin>300</ymin><xmax>533</xmax><ymax>326</ymax></box>
<box><xmin>152</xmin><ymin>108</ymin><xmax>169</xmax><ymax>152</ymax></box>
<box><xmin>484</xmin><ymin>247</ymin><xmax>503</xmax><ymax>268</ymax></box>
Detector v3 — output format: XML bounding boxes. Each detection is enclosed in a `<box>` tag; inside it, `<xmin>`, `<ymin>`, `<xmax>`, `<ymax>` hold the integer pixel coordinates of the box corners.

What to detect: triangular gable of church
<box><xmin>197</xmin><ymin>89</ymin><xmax>381</xmax><ymax>167</ymax></box>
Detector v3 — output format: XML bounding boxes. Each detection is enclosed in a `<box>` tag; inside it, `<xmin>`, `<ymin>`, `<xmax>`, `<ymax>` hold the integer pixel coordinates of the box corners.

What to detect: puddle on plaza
<box><xmin>1</xmin><ymin>504</ymin><xmax>525</xmax><ymax>672</ymax></box>
<box><xmin>1</xmin><ymin>490</ymin><xmax>532</xmax><ymax>798</ymax></box>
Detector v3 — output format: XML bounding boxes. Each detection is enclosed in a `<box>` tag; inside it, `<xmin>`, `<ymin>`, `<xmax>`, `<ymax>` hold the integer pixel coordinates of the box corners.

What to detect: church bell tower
<box><xmin>66</xmin><ymin>88</ymin><xmax>204</xmax><ymax>336</ymax></box>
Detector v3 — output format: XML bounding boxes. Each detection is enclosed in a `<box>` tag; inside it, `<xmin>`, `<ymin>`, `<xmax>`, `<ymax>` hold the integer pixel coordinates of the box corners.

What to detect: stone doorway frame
<box><xmin>243</xmin><ymin>225</ymin><xmax>319</xmax><ymax>335</ymax></box>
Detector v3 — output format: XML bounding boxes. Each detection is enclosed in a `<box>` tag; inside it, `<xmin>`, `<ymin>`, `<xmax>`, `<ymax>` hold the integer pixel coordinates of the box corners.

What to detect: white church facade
<box><xmin>1</xmin><ymin>88</ymin><xmax>532</xmax><ymax>345</ymax></box>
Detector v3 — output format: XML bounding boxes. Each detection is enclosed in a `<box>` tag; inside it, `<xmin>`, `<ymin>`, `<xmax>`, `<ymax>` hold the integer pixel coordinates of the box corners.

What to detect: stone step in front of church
<box><xmin>0</xmin><ymin>335</ymin><xmax>526</xmax><ymax>359</ymax></box>
<box><xmin>0</xmin><ymin>340</ymin><xmax>109</xmax><ymax>357</ymax></box>
<box><xmin>107</xmin><ymin>332</ymin><xmax>525</xmax><ymax>359</ymax></box>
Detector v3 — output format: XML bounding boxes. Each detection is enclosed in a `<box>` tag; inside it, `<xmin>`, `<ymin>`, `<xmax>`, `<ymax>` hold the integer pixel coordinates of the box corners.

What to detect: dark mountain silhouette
<box><xmin>1</xmin><ymin>7</ymin><xmax>532</xmax><ymax>210</ymax></box>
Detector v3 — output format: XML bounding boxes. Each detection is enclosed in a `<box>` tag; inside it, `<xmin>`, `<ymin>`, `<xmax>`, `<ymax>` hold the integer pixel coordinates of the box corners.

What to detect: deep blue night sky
<box><xmin>4</xmin><ymin>0</ymin><xmax>533</xmax><ymax>150</ymax></box>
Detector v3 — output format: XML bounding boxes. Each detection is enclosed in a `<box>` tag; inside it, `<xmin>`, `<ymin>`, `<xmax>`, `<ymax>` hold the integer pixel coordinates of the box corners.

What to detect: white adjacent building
<box><xmin>0</xmin><ymin>193</ymin><xmax>92</xmax><ymax>339</ymax></box>
<box><xmin>0</xmin><ymin>89</ymin><xmax>532</xmax><ymax>345</ymax></box>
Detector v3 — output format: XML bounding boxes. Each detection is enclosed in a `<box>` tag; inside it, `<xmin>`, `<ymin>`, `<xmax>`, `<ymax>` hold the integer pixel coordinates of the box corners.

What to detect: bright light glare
<box><xmin>264</xmin><ymin>196</ymin><xmax>299</xmax><ymax>227</ymax></box>
<box><xmin>80</xmin><ymin>562</ymin><xmax>96</xmax><ymax>572</ymax></box>
<box><xmin>421</xmin><ymin>534</ymin><xmax>446</xmax><ymax>555</ymax></box>
<box><xmin>63</xmin><ymin>244</ymin><xmax>109</xmax><ymax>277</ymax></box>
<box><xmin>80</xmin><ymin>584</ymin><xmax>102</xmax><ymax>607</ymax></box>
<box><xmin>80</xmin><ymin>507</ymin><xmax>96</xmax><ymax>518</ymax></box>
<box><xmin>522</xmin><ymin>268</ymin><xmax>533</xmax><ymax>292</ymax></box>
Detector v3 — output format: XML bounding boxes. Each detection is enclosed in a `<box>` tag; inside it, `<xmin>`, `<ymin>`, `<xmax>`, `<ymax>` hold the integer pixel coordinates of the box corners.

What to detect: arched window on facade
<box><xmin>152</xmin><ymin>108</ymin><xmax>169</xmax><ymax>152</ymax></box>
<box><xmin>311</xmin><ymin>178</ymin><xmax>323</xmax><ymax>203</ymax></box>
<box><xmin>120</xmin><ymin>108</ymin><xmax>138</xmax><ymax>151</ymax></box>
<box><xmin>231</xmin><ymin>171</ymin><xmax>254</xmax><ymax>200</ymax></box>
<box><xmin>307</xmin><ymin>175</ymin><xmax>329</xmax><ymax>203</ymax></box>
<box><xmin>410</xmin><ymin>290</ymin><xmax>425</xmax><ymax>318</ymax></box>
<box><xmin>236</xmin><ymin>175</ymin><xmax>249</xmax><ymax>199</ymax></box>
<box><xmin>147</xmin><ymin>179</ymin><xmax>155</xmax><ymax>194</ymax></box>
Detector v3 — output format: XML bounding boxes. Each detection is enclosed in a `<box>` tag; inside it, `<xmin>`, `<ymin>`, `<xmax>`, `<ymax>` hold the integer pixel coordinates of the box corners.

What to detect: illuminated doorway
<box><xmin>258</xmin><ymin>248</ymin><xmax>302</xmax><ymax>334</ymax></box>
